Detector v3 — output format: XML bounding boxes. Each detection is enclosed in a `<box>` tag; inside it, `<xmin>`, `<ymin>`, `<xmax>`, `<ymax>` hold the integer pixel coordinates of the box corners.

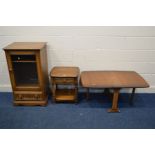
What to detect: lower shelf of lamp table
<box><xmin>54</xmin><ymin>89</ymin><xmax>77</xmax><ymax>102</ymax></box>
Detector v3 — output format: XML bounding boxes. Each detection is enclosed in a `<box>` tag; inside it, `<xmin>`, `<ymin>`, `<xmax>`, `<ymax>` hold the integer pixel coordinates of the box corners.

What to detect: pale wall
<box><xmin>0</xmin><ymin>26</ymin><xmax>155</xmax><ymax>93</ymax></box>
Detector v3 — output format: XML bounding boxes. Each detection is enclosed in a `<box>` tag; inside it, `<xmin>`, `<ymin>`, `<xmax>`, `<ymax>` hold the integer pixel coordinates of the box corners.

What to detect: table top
<box><xmin>51</xmin><ymin>66</ymin><xmax>80</xmax><ymax>78</ymax></box>
<box><xmin>80</xmin><ymin>71</ymin><xmax>149</xmax><ymax>88</ymax></box>
<box><xmin>3</xmin><ymin>42</ymin><xmax>46</xmax><ymax>50</ymax></box>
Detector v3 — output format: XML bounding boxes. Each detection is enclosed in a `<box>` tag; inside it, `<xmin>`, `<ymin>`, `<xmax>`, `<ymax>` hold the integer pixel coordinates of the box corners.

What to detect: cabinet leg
<box><xmin>108</xmin><ymin>88</ymin><xmax>120</xmax><ymax>112</ymax></box>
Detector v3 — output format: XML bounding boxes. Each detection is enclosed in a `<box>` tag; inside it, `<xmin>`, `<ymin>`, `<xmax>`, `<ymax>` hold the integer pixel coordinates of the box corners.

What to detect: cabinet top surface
<box><xmin>3</xmin><ymin>42</ymin><xmax>46</xmax><ymax>50</ymax></box>
<box><xmin>51</xmin><ymin>67</ymin><xmax>80</xmax><ymax>77</ymax></box>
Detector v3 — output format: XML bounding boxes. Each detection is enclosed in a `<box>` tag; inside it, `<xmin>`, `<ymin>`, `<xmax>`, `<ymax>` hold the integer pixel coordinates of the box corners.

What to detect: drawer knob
<box><xmin>34</xmin><ymin>94</ymin><xmax>40</xmax><ymax>100</ymax></box>
<box><xmin>19</xmin><ymin>94</ymin><xmax>22</xmax><ymax>99</ymax></box>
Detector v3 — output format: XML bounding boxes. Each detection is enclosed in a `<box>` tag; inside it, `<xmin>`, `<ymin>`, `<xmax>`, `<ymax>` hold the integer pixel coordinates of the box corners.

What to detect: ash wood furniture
<box><xmin>50</xmin><ymin>67</ymin><xmax>80</xmax><ymax>102</ymax></box>
<box><xmin>80</xmin><ymin>71</ymin><xmax>149</xmax><ymax>112</ymax></box>
<box><xmin>4</xmin><ymin>42</ymin><xmax>49</xmax><ymax>106</ymax></box>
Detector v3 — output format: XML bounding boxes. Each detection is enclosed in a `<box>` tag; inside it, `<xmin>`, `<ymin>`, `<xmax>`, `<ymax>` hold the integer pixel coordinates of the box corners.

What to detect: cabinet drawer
<box><xmin>14</xmin><ymin>92</ymin><xmax>44</xmax><ymax>101</ymax></box>
<box><xmin>53</xmin><ymin>77</ymin><xmax>75</xmax><ymax>84</ymax></box>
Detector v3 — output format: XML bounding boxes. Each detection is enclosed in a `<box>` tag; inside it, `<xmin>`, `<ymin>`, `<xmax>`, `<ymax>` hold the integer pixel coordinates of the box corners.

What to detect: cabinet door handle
<box><xmin>9</xmin><ymin>68</ymin><xmax>13</xmax><ymax>72</ymax></box>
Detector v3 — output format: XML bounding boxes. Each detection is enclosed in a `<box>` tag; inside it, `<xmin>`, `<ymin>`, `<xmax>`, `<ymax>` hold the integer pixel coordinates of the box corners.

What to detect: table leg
<box><xmin>86</xmin><ymin>88</ymin><xmax>89</xmax><ymax>100</ymax></box>
<box><xmin>108</xmin><ymin>88</ymin><xmax>120</xmax><ymax>112</ymax></box>
<box><xmin>75</xmin><ymin>84</ymin><xmax>78</xmax><ymax>103</ymax></box>
<box><xmin>104</xmin><ymin>88</ymin><xmax>113</xmax><ymax>100</ymax></box>
<box><xmin>52</xmin><ymin>83</ymin><xmax>56</xmax><ymax>103</ymax></box>
<box><xmin>129</xmin><ymin>88</ymin><xmax>136</xmax><ymax>106</ymax></box>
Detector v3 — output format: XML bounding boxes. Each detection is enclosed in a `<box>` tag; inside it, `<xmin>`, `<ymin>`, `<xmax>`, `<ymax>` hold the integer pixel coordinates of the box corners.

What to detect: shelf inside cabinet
<box><xmin>12</xmin><ymin>60</ymin><xmax>36</xmax><ymax>63</ymax></box>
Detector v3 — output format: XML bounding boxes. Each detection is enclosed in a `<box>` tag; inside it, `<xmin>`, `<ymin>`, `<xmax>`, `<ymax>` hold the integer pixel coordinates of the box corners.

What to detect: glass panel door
<box><xmin>11</xmin><ymin>55</ymin><xmax>39</xmax><ymax>87</ymax></box>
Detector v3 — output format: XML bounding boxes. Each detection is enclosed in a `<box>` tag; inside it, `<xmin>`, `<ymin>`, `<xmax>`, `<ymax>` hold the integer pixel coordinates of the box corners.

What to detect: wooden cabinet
<box><xmin>3</xmin><ymin>42</ymin><xmax>49</xmax><ymax>106</ymax></box>
<box><xmin>50</xmin><ymin>67</ymin><xmax>80</xmax><ymax>102</ymax></box>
